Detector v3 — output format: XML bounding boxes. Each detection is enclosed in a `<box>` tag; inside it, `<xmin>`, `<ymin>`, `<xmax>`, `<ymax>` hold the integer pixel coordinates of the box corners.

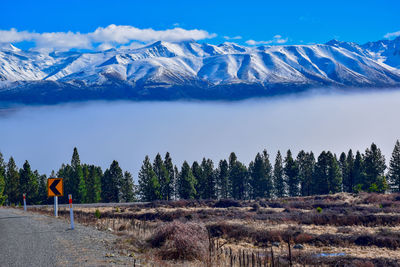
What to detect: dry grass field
<box><xmin>32</xmin><ymin>193</ymin><xmax>400</xmax><ymax>266</ymax></box>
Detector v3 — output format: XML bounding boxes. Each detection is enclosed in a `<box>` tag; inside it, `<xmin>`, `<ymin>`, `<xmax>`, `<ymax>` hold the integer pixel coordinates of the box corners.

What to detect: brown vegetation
<box><xmin>30</xmin><ymin>192</ymin><xmax>400</xmax><ymax>266</ymax></box>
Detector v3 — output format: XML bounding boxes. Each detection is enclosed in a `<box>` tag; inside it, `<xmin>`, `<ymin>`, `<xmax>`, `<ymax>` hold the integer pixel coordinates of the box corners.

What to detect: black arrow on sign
<box><xmin>50</xmin><ymin>179</ymin><xmax>61</xmax><ymax>195</ymax></box>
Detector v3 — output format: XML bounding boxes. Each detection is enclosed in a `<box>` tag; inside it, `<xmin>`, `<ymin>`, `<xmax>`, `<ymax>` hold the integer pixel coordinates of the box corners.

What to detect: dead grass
<box><xmin>30</xmin><ymin>192</ymin><xmax>400</xmax><ymax>266</ymax></box>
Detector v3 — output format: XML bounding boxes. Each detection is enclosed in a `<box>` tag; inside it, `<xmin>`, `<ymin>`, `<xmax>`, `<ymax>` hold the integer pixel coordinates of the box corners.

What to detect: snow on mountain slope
<box><xmin>326</xmin><ymin>36</ymin><xmax>400</xmax><ymax>70</ymax></box>
<box><xmin>0</xmin><ymin>37</ymin><xmax>400</xmax><ymax>103</ymax></box>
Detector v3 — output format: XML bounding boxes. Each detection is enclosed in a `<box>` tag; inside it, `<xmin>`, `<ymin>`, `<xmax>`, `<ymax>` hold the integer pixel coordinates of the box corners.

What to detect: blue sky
<box><xmin>1</xmin><ymin>0</ymin><xmax>399</xmax><ymax>50</ymax></box>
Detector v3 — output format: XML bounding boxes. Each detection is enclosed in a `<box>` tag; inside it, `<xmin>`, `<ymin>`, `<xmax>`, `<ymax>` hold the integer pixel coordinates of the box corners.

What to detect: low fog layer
<box><xmin>1</xmin><ymin>90</ymin><xmax>400</xmax><ymax>178</ymax></box>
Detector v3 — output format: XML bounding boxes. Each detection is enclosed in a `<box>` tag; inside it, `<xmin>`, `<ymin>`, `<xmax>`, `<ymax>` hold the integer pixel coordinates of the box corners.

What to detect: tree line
<box><xmin>0</xmin><ymin>148</ymin><xmax>135</xmax><ymax>205</ymax></box>
<box><xmin>138</xmin><ymin>142</ymin><xmax>400</xmax><ymax>201</ymax></box>
<box><xmin>1</xmin><ymin>141</ymin><xmax>400</xmax><ymax>205</ymax></box>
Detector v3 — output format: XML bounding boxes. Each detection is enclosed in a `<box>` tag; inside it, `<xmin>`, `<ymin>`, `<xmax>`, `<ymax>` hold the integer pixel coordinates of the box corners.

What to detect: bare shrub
<box><xmin>353</xmin><ymin>260</ymin><xmax>375</xmax><ymax>267</ymax></box>
<box><xmin>207</xmin><ymin>222</ymin><xmax>287</xmax><ymax>245</ymax></box>
<box><xmin>294</xmin><ymin>233</ymin><xmax>314</xmax><ymax>244</ymax></box>
<box><xmin>214</xmin><ymin>199</ymin><xmax>241</xmax><ymax>208</ymax></box>
<box><xmin>361</xmin><ymin>193</ymin><xmax>397</xmax><ymax>204</ymax></box>
<box><xmin>355</xmin><ymin>234</ymin><xmax>400</xmax><ymax>249</ymax></box>
<box><xmin>159</xmin><ymin>209</ymin><xmax>188</xmax><ymax>222</ymax></box>
<box><xmin>267</xmin><ymin>201</ymin><xmax>284</xmax><ymax>208</ymax></box>
<box><xmin>250</xmin><ymin>203</ymin><xmax>260</xmax><ymax>212</ymax></box>
<box><xmin>149</xmin><ymin>221</ymin><xmax>208</xmax><ymax>261</ymax></box>
<box><xmin>166</xmin><ymin>200</ymin><xmax>190</xmax><ymax>208</ymax></box>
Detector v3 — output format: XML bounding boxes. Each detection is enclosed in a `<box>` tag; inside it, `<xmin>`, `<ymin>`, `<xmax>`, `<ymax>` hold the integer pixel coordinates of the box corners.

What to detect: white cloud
<box><xmin>89</xmin><ymin>24</ymin><xmax>215</xmax><ymax>43</ymax></box>
<box><xmin>97</xmin><ymin>43</ymin><xmax>115</xmax><ymax>51</ymax></box>
<box><xmin>0</xmin><ymin>28</ymin><xmax>37</xmax><ymax>43</ymax></box>
<box><xmin>223</xmin><ymin>35</ymin><xmax>242</xmax><ymax>40</ymax></box>
<box><xmin>119</xmin><ymin>42</ymin><xmax>147</xmax><ymax>50</ymax></box>
<box><xmin>275</xmin><ymin>38</ymin><xmax>288</xmax><ymax>44</ymax></box>
<box><xmin>0</xmin><ymin>24</ymin><xmax>216</xmax><ymax>51</ymax></box>
<box><xmin>384</xmin><ymin>30</ymin><xmax>400</xmax><ymax>39</ymax></box>
<box><xmin>36</xmin><ymin>32</ymin><xmax>92</xmax><ymax>50</ymax></box>
<box><xmin>246</xmin><ymin>35</ymin><xmax>288</xmax><ymax>46</ymax></box>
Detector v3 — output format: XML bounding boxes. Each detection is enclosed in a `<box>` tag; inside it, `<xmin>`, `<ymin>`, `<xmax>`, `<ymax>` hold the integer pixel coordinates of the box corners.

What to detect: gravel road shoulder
<box><xmin>0</xmin><ymin>207</ymin><xmax>136</xmax><ymax>266</ymax></box>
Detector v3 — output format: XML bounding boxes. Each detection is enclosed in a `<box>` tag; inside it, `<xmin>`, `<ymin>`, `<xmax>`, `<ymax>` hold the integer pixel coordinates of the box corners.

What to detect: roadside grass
<box><xmin>28</xmin><ymin>192</ymin><xmax>400</xmax><ymax>266</ymax></box>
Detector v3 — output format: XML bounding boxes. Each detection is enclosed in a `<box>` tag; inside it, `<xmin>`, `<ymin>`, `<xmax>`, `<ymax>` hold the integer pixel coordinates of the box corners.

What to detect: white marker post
<box><xmin>69</xmin><ymin>194</ymin><xmax>74</xmax><ymax>230</ymax></box>
<box><xmin>23</xmin><ymin>193</ymin><xmax>26</xmax><ymax>212</ymax></box>
<box><xmin>54</xmin><ymin>196</ymin><xmax>58</xmax><ymax>217</ymax></box>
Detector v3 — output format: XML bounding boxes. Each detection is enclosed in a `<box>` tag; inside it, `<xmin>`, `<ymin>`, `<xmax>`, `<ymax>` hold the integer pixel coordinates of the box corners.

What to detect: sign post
<box><xmin>69</xmin><ymin>194</ymin><xmax>74</xmax><ymax>230</ymax></box>
<box><xmin>47</xmin><ymin>178</ymin><xmax>63</xmax><ymax>217</ymax></box>
<box><xmin>23</xmin><ymin>193</ymin><xmax>26</xmax><ymax>212</ymax></box>
<box><xmin>54</xmin><ymin>196</ymin><xmax>58</xmax><ymax>217</ymax></box>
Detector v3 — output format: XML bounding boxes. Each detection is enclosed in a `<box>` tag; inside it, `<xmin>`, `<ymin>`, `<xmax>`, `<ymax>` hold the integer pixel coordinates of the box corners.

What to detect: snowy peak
<box><xmin>325</xmin><ymin>37</ymin><xmax>400</xmax><ymax>68</ymax></box>
<box><xmin>361</xmin><ymin>37</ymin><xmax>400</xmax><ymax>68</ymax></box>
<box><xmin>0</xmin><ymin>43</ymin><xmax>21</xmax><ymax>52</ymax></box>
<box><xmin>325</xmin><ymin>39</ymin><xmax>364</xmax><ymax>54</ymax></box>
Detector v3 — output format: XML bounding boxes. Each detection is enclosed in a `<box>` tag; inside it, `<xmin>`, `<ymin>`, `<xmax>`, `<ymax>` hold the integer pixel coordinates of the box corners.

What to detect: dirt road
<box><xmin>0</xmin><ymin>207</ymin><xmax>135</xmax><ymax>266</ymax></box>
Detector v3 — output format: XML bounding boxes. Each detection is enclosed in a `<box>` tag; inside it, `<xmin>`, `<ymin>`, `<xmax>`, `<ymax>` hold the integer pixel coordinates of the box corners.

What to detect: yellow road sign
<box><xmin>47</xmin><ymin>178</ymin><xmax>63</xmax><ymax>197</ymax></box>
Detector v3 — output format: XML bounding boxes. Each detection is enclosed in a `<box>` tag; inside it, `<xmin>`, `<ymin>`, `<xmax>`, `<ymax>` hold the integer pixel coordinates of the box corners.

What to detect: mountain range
<box><xmin>0</xmin><ymin>37</ymin><xmax>400</xmax><ymax>103</ymax></box>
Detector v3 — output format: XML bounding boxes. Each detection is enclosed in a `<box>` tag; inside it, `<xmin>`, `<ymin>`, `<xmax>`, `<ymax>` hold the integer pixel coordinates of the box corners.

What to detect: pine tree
<box><xmin>138</xmin><ymin>156</ymin><xmax>160</xmax><ymax>201</ymax></box>
<box><xmin>82</xmin><ymin>165</ymin><xmax>90</xmax><ymax>202</ymax></box>
<box><xmin>84</xmin><ymin>165</ymin><xmax>102</xmax><ymax>203</ymax></box>
<box><xmin>202</xmin><ymin>158</ymin><xmax>216</xmax><ymax>199</ymax></box>
<box><xmin>262</xmin><ymin>150</ymin><xmax>273</xmax><ymax>198</ymax></box>
<box><xmin>120</xmin><ymin>171</ymin><xmax>135</xmax><ymax>202</ymax></box>
<box><xmin>297</xmin><ymin>151</ymin><xmax>315</xmax><ymax>196</ymax></box>
<box><xmin>5</xmin><ymin>157</ymin><xmax>20</xmax><ymax>205</ymax></box>
<box><xmin>313</xmin><ymin>151</ymin><xmax>330</xmax><ymax>195</ymax></box>
<box><xmin>345</xmin><ymin>150</ymin><xmax>355</xmax><ymax>192</ymax></box>
<box><xmin>249</xmin><ymin>151</ymin><xmax>272</xmax><ymax>199</ymax></box>
<box><xmin>313</xmin><ymin>151</ymin><xmax>342</xmax><ymax>194</ymax></box>
<box><xmin>364</xmin><ymin>143</ymin><xmax>387</xmax><ymax>192</ymax></box>
<box><xmin>284</xmin><ymin>150</ymin><xmax>299</xmax><ymax>197</ymax></box>
<box><xmin>273</xmin><ymin>151</ymin><xmax>286</xmax><ymax>198</ymax></box>
<box><xmin>153</xmin><ymin>153</ymin><xmax>170</xmax><ymax>200</ymax></box>
<box><xmin>192</xmin><ymin>161</ymin><xmax>203</xmax><ymax>199</ymax></box>
<box><xmin>68</xmin><ymin>148</ymin><xmax>86</xmax><ymax>203</ymax></box>
<box><xmin>37</xmin><ymin>173</ymin><xmax>48</xmax><ymax>204</ymax></box>
<box><xmin>228</xmin><ymin>153</ymin><xmax>248</xmax><ymax>200</ymax></box>
<box><xmin>328</xmin><ymin>154</ymin><xmax>342</xmax><ymax>193</ymax></box>
<box><xmin>353</xmin><ymin>151</ymin><xmax>365</xmax><ymax>192</ymax></box>
<box><xmin>339</xmin><ymin>152</ymin><xmax>348</xmax><ymax>191</ymax></box>
<box><xmin>164</xmin><ymin>152</ymin><xmax>175</xmax><ymax>200</ymax></box>
<box><xmin>217</xmin><ymin>159</ymin><xmax>229</xmax><ymax>199</ymax></box>
<box><xmin>0</xmin><ymin>152</ymin><xmax>6</xmax><ymax>205</ymax></box>
<box><xmin>177</xmin><ymin>161</ymin><xmax>197</xmax><ymax>199</ymax></box>
<box><xmin>173</xmin><ymin>165</ymin><xmax>179</xmax><ymax>200</ymax></box>
<box><xmin>389</xmin><ymin>140</ymin><xmax>400</xmax><ymax>192</ymax></box>
<box><xmin>19</xmin><ymin>160</ymin><xmax>39</xmax><ymax>204</ymax></box>
<box><xmin>102</xmin><ymin>160</ymin><xmax>123</xmax><ymax>202</ymax></box>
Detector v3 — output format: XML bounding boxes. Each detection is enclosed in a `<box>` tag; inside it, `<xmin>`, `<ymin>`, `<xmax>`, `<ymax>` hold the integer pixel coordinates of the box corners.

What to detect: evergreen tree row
<box><xmin>1</xmin><ymin>141</ymin><xmax>400</xmax><ymax>205</ymax></box>
<box><xmin>138</xmin><ymin>142</ymin><xmax>400</xmax><ymax>201</ymax></box>
<box><xmin>0</xmin><ymin>147</ymin><xmax>135</xmax><ymax>205</ymax></box>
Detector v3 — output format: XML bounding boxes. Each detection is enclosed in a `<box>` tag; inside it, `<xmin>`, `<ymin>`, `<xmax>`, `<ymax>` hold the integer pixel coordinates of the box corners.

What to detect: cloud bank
<box><xmin>0</xmin><ymin>25</ymin><xmax>217</xmax><ymax>51</ymax></box>
<box><xmin>1</xmin><ymin>90</ymin><xmax>400</xmax><ymax>177</ymax></box>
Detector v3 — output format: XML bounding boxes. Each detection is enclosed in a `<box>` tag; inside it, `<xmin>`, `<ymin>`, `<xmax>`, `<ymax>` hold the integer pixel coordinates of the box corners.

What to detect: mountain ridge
<box><xmin>1</xmin><ymin>37</ymin><xmax>400</xmax><ymax>103</ymax></box>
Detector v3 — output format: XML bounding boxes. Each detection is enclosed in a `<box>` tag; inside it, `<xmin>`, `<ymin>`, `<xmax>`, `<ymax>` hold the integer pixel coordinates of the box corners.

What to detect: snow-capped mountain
<box><xmin>1</xmin><ymin>37</ymin><xmax>400</xmax><ymax>103</ymax></box>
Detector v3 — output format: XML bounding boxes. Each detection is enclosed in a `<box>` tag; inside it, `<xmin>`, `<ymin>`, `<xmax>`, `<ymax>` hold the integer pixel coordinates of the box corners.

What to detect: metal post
<box><xmin>23</xmin><ymin>193</ymin><xmax>26</xmax><ymax>212</ymax></box>
<box><xmin>54</xmin><ymin>196</ymin><xmax>58</xmax><ymax>217</ymax></box>
<box><xmin>69</xmin><ymin>194</ymin><xmax>74</xmax><ymax>230</ymax></box>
